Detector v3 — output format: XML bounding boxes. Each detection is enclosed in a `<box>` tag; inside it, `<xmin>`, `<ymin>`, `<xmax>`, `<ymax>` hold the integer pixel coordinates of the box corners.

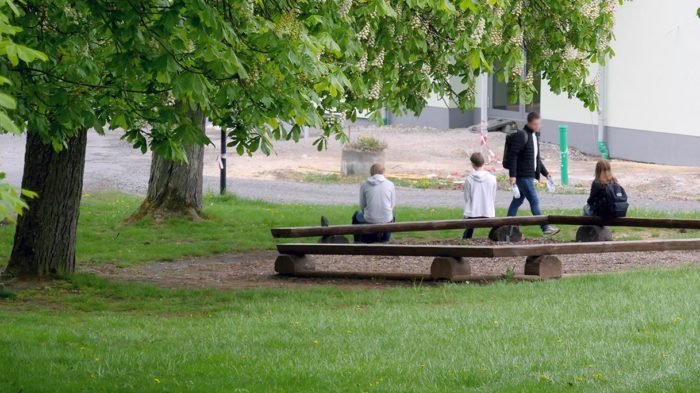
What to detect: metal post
<box><xmin>597</xmin><ymin>64</ymin><xmax>609</xmax><ymax>159</ymax></box>
<box><xmin>559</xmin><ymin>125</ymin><xmax>569</xmax><ymax>186</ymax></box>
<box><xmin>220</xmin><ymin>128</ymin><xmax>227</xmax><ymax>195</ymax></box>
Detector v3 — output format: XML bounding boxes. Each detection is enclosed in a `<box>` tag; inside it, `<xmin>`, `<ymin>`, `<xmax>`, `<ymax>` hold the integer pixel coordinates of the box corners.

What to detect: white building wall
<box><xmin>606</xmin><ymin>0</ymin><xmax>700</xmax><ymax>137</ymax></box>
<box><xmin>540</xmin><ymin>0</ymin><xmax>700</xmax><ymax>165</ymax></box>
<box><xmin>544</xmin><ymin>0</ymin><xmax>700</xmax><ymax>134</ymax></box>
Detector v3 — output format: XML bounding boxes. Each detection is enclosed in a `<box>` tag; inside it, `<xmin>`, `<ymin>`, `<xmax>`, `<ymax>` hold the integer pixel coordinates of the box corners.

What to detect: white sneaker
<box><xmin>543</xmin><ymin>226</ymin><xmax>561</xmax><ymax>237</ymax></box>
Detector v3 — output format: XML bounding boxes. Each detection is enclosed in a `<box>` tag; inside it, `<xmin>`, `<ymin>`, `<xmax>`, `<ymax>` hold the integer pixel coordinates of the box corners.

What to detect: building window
<box><xmin>489</xmin><ymin>63</ymin><xmax>541</xmax><ymax>119</ymax></box>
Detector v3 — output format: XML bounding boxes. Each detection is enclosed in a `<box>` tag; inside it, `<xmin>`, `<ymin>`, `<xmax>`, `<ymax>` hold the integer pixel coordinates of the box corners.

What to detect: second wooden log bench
<box><xmin>275</xmin><ymin>238</ymin><xmax>700</xmax><ymax>280</ymax></box>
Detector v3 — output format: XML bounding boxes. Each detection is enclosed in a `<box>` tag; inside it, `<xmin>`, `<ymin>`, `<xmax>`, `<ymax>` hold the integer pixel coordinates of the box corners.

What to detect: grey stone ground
<box><xmin>2</xmin><ymin>132</ymin><xmax>700</xmax><ymax>212</ymax></box>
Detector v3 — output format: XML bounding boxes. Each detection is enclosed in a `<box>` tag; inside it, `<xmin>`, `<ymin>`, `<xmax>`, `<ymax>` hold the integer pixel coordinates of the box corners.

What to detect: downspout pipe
<box><xmin>597</xmin><ymin>64</ymin><xmax>610</xmax><ymax>159</ymax></box>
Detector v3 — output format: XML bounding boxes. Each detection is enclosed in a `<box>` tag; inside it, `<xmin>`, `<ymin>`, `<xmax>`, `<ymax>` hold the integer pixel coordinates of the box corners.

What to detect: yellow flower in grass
<box><xmin>576</xmin><ymin>375</ymin><xmax>585</xmax><ymax>383</ymax></box>
<box><xmin>154</xmin><ymin>378</ymin><xmax>161</xmax><ymax>384</ymax></box>
<box><xmin>539</xmin><ymin>373</ymin><xmax>552</xmax><ymax>382</ymax></box>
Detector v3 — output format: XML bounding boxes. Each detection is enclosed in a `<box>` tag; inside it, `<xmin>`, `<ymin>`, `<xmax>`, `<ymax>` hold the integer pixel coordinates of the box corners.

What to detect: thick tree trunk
<box><xmin>128</xmin><ymin>109</ymin><xmax>205</xmax><ymax>222</ymax></box>
<box><xmin>4</xmin><ymin>129</ymin><xmax>88</xmax><ymax>276</ymax></box>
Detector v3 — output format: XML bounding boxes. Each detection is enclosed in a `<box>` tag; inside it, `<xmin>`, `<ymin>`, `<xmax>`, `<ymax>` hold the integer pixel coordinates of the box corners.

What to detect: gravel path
<box><xmin>227</xmin><ymin>178</ymin><xmax>700</xmax><ymax>212</ymax></box>
<box><xmin>2</xmin><ymin>132</ymin><xmax>700</xmax><ymax>212</ymax></box>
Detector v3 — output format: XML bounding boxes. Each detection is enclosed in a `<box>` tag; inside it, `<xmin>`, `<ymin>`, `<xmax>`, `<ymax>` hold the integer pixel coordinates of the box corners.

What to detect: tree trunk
<box><xmin>4</xmin><ymin>129</ymin><xmax>88</xmax><ymax>276</ymax></box>
<box><xmin>128</xmin><ymin>109</ymin><xmax>205</xmax><ymax>222</ymax></box>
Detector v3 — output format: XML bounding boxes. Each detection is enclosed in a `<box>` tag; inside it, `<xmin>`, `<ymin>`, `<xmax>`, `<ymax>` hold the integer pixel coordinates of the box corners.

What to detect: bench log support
<box><xmin>431</xmin><ymin>257</ymin><xmax>471</xmax><ymax>280</ymax></box>
<box><xmin>488</xmin><ymin>226</ymin><xmax>523</xmax><ymax>242</ymax></box>
<box><xmin>274</xmin><ymin>254</ymin><xmax>316</xmax><ymax>275</ymax></box>
<box><xmin>576</xmin><ymin>225</ymin><xmax>613</xmax><ymax>242</ymax></box>
<box><xmin>524</xmin><ymin>255</ymin><xmax>562</xmax><ymax>279</ymax></box>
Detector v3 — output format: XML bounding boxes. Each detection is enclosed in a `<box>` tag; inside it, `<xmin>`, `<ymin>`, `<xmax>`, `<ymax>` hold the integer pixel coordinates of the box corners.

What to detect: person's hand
<box><xmin>509</xmin><ymin>177</ymin><xmax>516</xmax><ymax>185</ymax></box>
<box><xmin>538</xmin><ymin>178</ymin><xmax>546</xmax><ymax>185</ymax></box>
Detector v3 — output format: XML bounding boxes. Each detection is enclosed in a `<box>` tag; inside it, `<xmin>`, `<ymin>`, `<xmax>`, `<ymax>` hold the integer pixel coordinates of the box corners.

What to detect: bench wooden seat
<box><xmin>271</xmin><ymin>215</ymin><xmax>700</xmax><ymax>238</ymax></box>
<box><xmin>274</xmin><ymin>239</ymin><xmax>700</xmax><ymax>281</ymax></box>
<box><xmin>277</xmin><ymin>238</ymin><xmax>700</xmax><ymax>258</ymax></box>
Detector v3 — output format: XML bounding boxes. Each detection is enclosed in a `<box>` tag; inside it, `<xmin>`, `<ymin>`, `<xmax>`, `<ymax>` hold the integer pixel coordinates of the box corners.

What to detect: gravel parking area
<box><xmin>3</xmin><ymin>125</ymin><xmax>700</xmax><ymax>212</ymax></box>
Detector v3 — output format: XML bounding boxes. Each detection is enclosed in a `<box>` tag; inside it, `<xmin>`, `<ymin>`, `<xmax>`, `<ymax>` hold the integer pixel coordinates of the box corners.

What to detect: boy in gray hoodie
<box><xmin>352</xmin><ymin>163</ymin><xmax>396</xmax><ymax>243</ymax></box>
<box><xmin>462</xmin><ymin>152</ymin><xmax>497</xmax><ymax>239</ymax></box>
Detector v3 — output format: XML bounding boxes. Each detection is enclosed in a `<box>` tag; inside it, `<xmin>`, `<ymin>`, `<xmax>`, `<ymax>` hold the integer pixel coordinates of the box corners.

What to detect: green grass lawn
<box><xmin>1</xmin><ymin>193</ymin><xmax>699</xmax><ymax>392</ymax></box>
<box><xmin>0</xmin><ymin>267</ymin><xmax>698</xmax><ymax>392</ymax></box>
<box><xmin>1</xmin><ymin>191</ymin><xmax>699</xmax><ymax>267</ymax></box>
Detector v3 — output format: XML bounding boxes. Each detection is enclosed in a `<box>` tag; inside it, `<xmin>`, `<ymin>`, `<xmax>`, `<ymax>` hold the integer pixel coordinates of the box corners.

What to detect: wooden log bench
<box><xmin>274</xmin><ymin>238</ymin><xmax>700</xmax><ymax>280</ymax></box>
<box><xmin>272</xmin><ymin>215</ymin><xmax>700</xmax><ymax>281</ymax></box>
<box><xmin>272</xmin><ymin>215</ymin><xmax>700</xmax><ymax>243</ymax></box>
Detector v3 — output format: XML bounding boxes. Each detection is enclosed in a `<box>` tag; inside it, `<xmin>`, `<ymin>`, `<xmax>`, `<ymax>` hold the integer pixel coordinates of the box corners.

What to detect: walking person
<box><xmin>504</xmin><ymin>112</ymin><xmax>560</xmax><ymax>236</ymax></box>
<box><xmin>462</xmin><ymin>152</ymin><xmax>497</xmax><ymax>240</ymax></box>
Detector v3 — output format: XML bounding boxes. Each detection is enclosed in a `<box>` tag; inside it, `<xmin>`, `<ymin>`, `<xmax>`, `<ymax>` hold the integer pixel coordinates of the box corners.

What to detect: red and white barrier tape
<box><xmin>479</xmin><ymin>119</ymin><xmax>497</xmax><ymax>163</ymax></box>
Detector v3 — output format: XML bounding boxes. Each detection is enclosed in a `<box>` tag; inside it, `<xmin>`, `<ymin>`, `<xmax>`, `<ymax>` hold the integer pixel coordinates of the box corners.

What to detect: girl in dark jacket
<box><xmin>584</xmin><ymin>160</ymin><xmax>618</xmax><ymax>216</ymax></box>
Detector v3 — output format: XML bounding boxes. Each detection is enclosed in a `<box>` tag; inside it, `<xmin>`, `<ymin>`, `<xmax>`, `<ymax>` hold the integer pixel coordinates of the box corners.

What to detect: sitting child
<box><xmin>462</xmin><ymin>152</ymin><xmax>497</xmax><ymax>239</ymax></box>
<box><xmin>584</xmin><ymin>159</ymin><xmax>629</xmax><ymax>218</ymax></box>
<box><xmin>352</xmin><ymin>163</ymin><xmax>396</xmax><ymax>243</ymax></box>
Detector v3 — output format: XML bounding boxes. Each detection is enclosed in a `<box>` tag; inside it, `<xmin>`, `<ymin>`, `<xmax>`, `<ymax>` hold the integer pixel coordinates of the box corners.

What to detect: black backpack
<box><xmin>502</xmin><ymin>130</ymin><xmax>526</xmax><ymax>170</ymax></box>
<box><xmin>597</xmin><ymin>183</ymin><xmax>629</xmax><ymax>218</ymax></box>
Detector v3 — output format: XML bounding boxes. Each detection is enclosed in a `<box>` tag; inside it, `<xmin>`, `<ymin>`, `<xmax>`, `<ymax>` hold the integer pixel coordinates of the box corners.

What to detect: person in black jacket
<box><xmin>506</xmin><ymin>112</ymin><xmax>560</xmax><ymax>236</ymax></box>
<box><xmin>584</xmin><ymin>159</ymin><xmax>618</xmax><ymax>216</ymax></box>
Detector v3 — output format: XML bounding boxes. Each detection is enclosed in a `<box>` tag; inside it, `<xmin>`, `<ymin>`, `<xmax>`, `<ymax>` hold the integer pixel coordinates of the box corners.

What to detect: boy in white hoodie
<box><xmin>352</xmin><ymin>163</ymin><xmax>396</xmax><ymax>243</ymax></box>
<box><xmin>462</xmin><ymin>152</ymin><xmax>497</xmax><ymax>240</ymax></box>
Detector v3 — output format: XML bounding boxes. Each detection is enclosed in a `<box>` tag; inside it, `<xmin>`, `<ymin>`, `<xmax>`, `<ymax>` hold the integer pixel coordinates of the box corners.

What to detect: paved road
<box><xmin>2</xmin><ymin>133</ymin><xmax>700</xmax><ymax>212</ymax></box>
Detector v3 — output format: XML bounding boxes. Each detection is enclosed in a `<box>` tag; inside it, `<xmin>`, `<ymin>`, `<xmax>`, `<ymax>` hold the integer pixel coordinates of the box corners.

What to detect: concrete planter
<box><xmin>340</xmin><ymin>149</ymin><xmax>385</xmax><ymax>176</ymax></box>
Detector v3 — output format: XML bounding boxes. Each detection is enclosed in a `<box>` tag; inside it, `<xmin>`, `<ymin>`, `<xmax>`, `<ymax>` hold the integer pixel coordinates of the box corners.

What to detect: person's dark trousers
<box><xmin>507</xmin><ymin>177</ymin><xmax>549</xmax><ymax>232</ymax></box>
<box><xmin>352</xmin><ymin>211</ymin><xmax>393</xmax><ymax>243</ymax></box>
<box><xmin>462</xmin><ymin>216</ymin><xmax>486</xmax><ymax>240</ymax></box>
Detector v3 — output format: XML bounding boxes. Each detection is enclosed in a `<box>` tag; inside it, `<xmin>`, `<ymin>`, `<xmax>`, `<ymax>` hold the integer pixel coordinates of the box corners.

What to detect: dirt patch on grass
<box><xmin>81</xmin><ymin>239</ymin><xmax>700</xmax><ymax>290</ymax></box>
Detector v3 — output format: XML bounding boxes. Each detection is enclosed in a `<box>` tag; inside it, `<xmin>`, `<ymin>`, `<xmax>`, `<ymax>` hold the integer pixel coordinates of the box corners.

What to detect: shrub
<box><xmin>345</xmin><ymin>136</ymin><xmax>387</xmax><ymax>152</ymax></box>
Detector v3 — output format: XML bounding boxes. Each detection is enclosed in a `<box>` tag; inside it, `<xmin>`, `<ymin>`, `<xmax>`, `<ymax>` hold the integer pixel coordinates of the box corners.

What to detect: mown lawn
<box><xmin>0</xmin><ymin>267</ymin><xmax>699</xmax><ymax>392</ymax></box>
<box><xmin>1</xmin><ymin>192</ymin><xmax>699</xmax><ymax>267</ymax></box>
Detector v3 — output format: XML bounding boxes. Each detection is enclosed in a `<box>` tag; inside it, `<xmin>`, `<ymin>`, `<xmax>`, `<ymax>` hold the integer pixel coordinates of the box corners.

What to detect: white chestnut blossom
<box><xmin>525</xmin><ymin>70</ymin><xmax>535</xmax><ymax>86</ymax></box>
<box><xmin>470</xmin><ymin>18</ymin><xmax>486</xmax><ymax>43</ymax></box>
<box><xmin>371</xmin><ymin>49</ymin><xmax>385</xmax><ymax>67</ymax></box>
<box><xmin>411</xmin><ymin>15</ymin><xmax>422</xmax><ymax>30</ymax></box>
<box><xmin>580</xmin><ymin>1</ymin><xmax>600</xmax><ymax>20</ymax></box>
<box><xmin>512</xmin><ymin>62</ymin><xmax>524</xmax><ymax>78</ymax></box>
<box><xmin>357</xmin><ymin>52</ymin><xmax>368</xmax><ymax>71</ymax></box>
<box><xmin>512</xmin><ymin>1</ymin><xmax>523</xmax><ymax>17</ymax></box>
<box><xmin>602</xmin><ymin>0</ymin><xmax>619</xmax><ymax>14</ymax></box>
<box><xmin>339</xmin><ymin>0</ymin><xmax>352</xmax><ymax>19</ymax></box>
<box><xmin>367</xmin><ymin>34</ymin><xmax>376</xmax><ymax>47</ymax></box>
<box><xmin>490</xmin><ymin>29</ymin><xmax>503</xmax><ymax>46</ymax></box>
<box><xmin>508</xmin><ymin>30</ymin><xmax>523</xmax><ymax>47</ymax></box>
<box><xmin>357</xmin><ymin>23</ymin><xmax>370</xmax><ymax>40</ymax></box>
<box><xmin>590</xmin><ymin>72</ymin><xmax>600</xmax><ymax>89</ymax></box>
<box><xmin>368</xmin><ymin>80</ymin><xmax>382</xmax><ymax>100</ymax></box>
